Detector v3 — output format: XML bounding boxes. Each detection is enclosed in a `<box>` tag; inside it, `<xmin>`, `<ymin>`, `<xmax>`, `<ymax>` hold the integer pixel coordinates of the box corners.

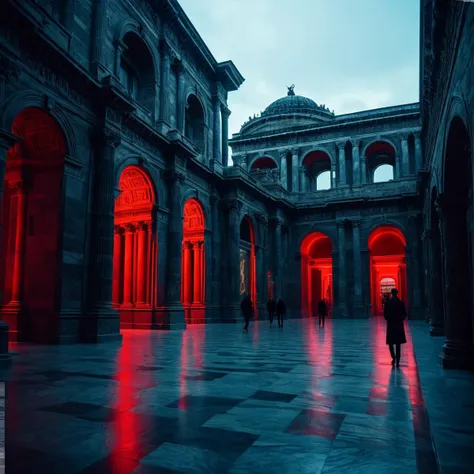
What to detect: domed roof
<box><xmin>262</xmin><ymin>85</ymin><xmax>321</xmax><ymax>116</ymax></box>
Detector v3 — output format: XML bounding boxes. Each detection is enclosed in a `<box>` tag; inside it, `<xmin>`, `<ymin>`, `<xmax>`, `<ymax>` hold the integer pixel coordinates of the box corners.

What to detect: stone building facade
<box><xmin>0</xmin><ymin>0</ymin><xmax>428</xmax><ymax>345</ymax></box>
<box><xmin>420</xmin><ymin>0</ymin><xmax>474</xmax><ymax>370</ymax></box>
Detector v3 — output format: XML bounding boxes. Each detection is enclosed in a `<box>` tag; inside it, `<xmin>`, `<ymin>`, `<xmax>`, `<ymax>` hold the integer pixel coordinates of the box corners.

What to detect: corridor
<box><xmin>3</xmin><ymin>318</ymin><xmax>458</xmax><ymax>473</ymax></box>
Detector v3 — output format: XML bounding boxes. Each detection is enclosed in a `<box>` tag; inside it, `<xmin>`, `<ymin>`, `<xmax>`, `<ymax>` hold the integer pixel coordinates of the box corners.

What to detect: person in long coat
<box><xmin>383</xmin><ymin>288</ymin><xmax>407</xmax><ymax>368</ymax></box>
<box><xmin>240</xmin><ymin>295</ymin><xmax>253</xmax><ymax>332</ymax></box>
<box><xmin>276</xmin><ymin>298</ymin><xmax>286</xmax><ymax>328</ymax></box>
<box><xmin>317</xmin><ymin>299</ymin><xmax>328</xmax><ymax>327</ymax></box>
<box><xmin>266</xmin><ymin>298</ymin><xmax>276</xmax><ymax>326</ymax></box>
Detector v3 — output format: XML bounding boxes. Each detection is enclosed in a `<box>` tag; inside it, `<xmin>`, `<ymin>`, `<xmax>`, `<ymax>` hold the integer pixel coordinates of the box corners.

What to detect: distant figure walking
<box><xmin>266</xmin><ymin>297</ymin><xmax>276</xmax><ymax>326</ymax></box>
<box><xmin>276</xmin><ymin>298</ymin><xmax>286</xmax><ymax>328</ymax></box>
<box><xmin>240</xmin><ymin>294</ymin><xmax>253</xmax><ymax>332</ymax></box>
<box><xmin>384</xmin><ymin>288</ymin><xmax>407</xmax><ymax>368</ymax></box>
<box><xmin>318</xmin><ymin>299</ymin><xmax>328</xmax><ymax>327</ymax></box>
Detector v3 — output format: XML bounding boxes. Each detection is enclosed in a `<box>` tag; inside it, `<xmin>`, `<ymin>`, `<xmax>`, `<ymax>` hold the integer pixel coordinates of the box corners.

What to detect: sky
<box><xmin>179</xmin><ymin>0</ymin><xmax>420</xmax><ymax>161</ymax></box>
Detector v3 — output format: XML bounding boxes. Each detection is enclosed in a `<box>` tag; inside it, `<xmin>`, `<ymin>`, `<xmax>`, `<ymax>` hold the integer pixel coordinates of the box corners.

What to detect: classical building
<box><xmin>420</xmin><ymin>0</ymin><xmax>474</xmax><ymax>370</ymax></box>
<box><xmin>0</xmin><ymin>0</ymin><xmax>464</xmax><ymax>352</ymax></box>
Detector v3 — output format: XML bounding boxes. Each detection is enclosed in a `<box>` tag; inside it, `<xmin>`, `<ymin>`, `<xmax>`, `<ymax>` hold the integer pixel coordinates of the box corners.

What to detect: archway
<box><xmin>368</xmin><ymin>226</ymin><xmax>407</xmax><ymax>315</ymax></box>
<box><xmin>440</xmin><ymin>116</ymin><xmax>473</xmax><ymax>368</ymax></box>
<box><xmin>302</xmin><ymin>151</ymin><xmax>332</xmax><ymax>191</ymax></box>
<box><xmin>181</xmin><ymin>198</ymin><xmax>206</xmax><ymax>324</ymax></box>
<box><xmin>365</xmin><ymin>141</ymin><xmax>396</xmax><ymax>183</ymax></box>
<box><xmin>185</xmin><ymin>94</ymin><xmax>205</xmax><ymax>152</ymax></box>
<box><xmin>240</xmin><ymin>216</ymin><xmax>257</xmax><ymax>311</ymax></box>
<box><xmin>0</xmin><ymin>107</ymin><xmax>66</xmax><ymax>343</ymax></box>
<box><xmin>113</xmin><ymin>166</ymin><xmax>156</xmax><ymax>329</ymax></box>
<box><xmin>300</xmin><ymin>232</ymin><xmax>333</xmax><ymax>317</ymax></box>
<box><xmin>250</xmin><ymin>157</ymin><xmax>277</xmax><ymax>171</ymax></box>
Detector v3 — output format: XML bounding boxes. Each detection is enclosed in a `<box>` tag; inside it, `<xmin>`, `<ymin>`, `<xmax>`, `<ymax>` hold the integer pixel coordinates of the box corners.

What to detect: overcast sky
<box><xmin>179</xmin><ymin>0</ymin><xmax>420</xmax><ymax>146</ymax></box>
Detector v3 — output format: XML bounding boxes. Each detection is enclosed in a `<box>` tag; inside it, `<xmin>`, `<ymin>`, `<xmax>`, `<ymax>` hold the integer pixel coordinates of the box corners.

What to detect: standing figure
<box><xmin>240</xmin><ymin>294</ymin><xmax>253</xmax><ymax>332</ymax></box>
<box><xmin>318</xmin><ymin>299</ymin><xmax>328</xmax><ymax>327</ymax></box>
<box><xmin>276</xmin><ymin>298</ymin><xmax>286</xmax><ymax>328</ymax></box>
<box><xmin>266</xmin><ymin>297</ymin><xmax>276</xmax><ymax>326</ymax></box>
<box><xmin>384</xmin><ymin>288</ymin><xmax>407</xmax><ymax>368</ymax></box>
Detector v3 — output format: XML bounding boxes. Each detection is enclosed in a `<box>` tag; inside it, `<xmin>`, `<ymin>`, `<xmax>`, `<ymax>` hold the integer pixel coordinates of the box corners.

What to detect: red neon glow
<box><xmin>368</xmin><ymin>226</ymin><xmax>407</xmax><ymax>315</ymax></box>
<box><xmin>251</xmin><ymin>157</ymin><xmax>278</xmax><ymax>170</ymax></box>
<box><xmin>0</xmin><ymin>107</ymin><xmax>66</xmax><ymax>343</ymax></box>
<box><xmin>240</xmin><ymin>216</ymin><xmax>257</xmax><ymax>319</ymax></box>
<box><xmin>365</xmin><ymin>141</ymin><xmax>396</xmax><ymax>158</ymax></box>
<box><xmin>300</xmin><ymin>232</ymin><xmax>333</xmax><ymax>318</ymax></box>
<box><xmin>181</xmin><ymin>198</ymin><xmax>206</xmax><ymax>324</ymax></box>
<box><xmin>302</xmin><ymin>150</ymin><xmax>331</xmax><ymax>168</ymax></box>
<box><xmin>113</xmin><ymin>166</ymin><xmax>156</xmax><ymax>329</ymax></box>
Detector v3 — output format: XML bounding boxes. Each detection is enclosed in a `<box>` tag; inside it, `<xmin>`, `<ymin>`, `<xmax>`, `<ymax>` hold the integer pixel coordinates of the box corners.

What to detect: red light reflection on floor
<box><xmin>179</xmin><ymin>330</ymin><xmax>190</xmax><ymax>409</ymax></box>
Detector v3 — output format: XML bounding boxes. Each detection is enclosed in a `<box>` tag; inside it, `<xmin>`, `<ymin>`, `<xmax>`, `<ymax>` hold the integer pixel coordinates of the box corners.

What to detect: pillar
<box><xmin>221</xmin><ymin>106</ymin><xmax>231</xmax><ymax>167</ymax></box>
<box><xmin>331</xmin><ymin>163</ymin><xmax>336</xmax><ymax>188</ymax></box>
<box><xmin>426</xmin><ymin>230</ymin><xmax>444</xmax><ymax>335</ymax></box>
<box><xmin>112</xmin><ymin>226</ymin><xmax>122</xmax><ymax>306</ymax></box>
<box><xmin>199</xmin><ymin>241</ymin><xmax>205</xmax><ymax>303</ymax></box>
<box><xmin>183</xmin><ymin>241</ymin><xmax>192</xmax><ymax>304</ymax></box>
<box><xmin>299</xmin><ymin>167</ymin><xmax>306</xmax><ymax>192</ymax></box>
<box><xmin>136</xmin><ymin>222</ymin><xmax>147</xmax><ymax>304</ymax></box>
<box><xmin>90</xmin><ymin>0</ymin><xmax>108</xmax><ymax>78</ymax></box>
<box><xmin>122</xmin><ymin>224</ymin><xmax>134</xmax><ymax>306</ymax></box>
<box><xmin>274</xmin><ymin>218</ymin><xmax>283</xmax><ymax>299</ymax></box>
<box><xmin>394</xmin><ymin>153</ymin><xmax>401</xmax><ymax>179</ymax></box>
<box><xmin>210</xmin><ymin>195</ymin><xmax>221</xmax><ymax>306</ymax></box>
<box><xmin>352</xmin><ymin>140</ymin><xmax>361</xmax><ymax>185</ymax></box>
<box><xmin>360</xmin><ymin>155</ymin><xmax>367</xmax><ymax>184</ymax></box>
<box><xmin>176</xmin><ymin>62</ymin><xmax>186</xmax><ymax>134</ymax></box>
<box><xmin>280</xmin><ymin>151</ymin><xmax>288</xmax><ymax>190</ymax></box>
<box><xmin>227</xmin><ymin>199</ymin><xmax>242</xmax><ymax>313</ymax></box>
<box><xmin>213</xmin><ymin>96</ymin><xmax>221</xmax><ymax>164</ymax></box>
<box><xmin>414</xmin><ymin>132</ymin><xmax>423</xmax><ymax>171</ymax></box>
<box><xmin>256</xmin><ymin>214</ymin><xmax>268</xmax><ymax>312</ymax></box>
<box><xmin>85</xmin><ymin>128</ymin><xmax>121</xmax><ymax>342</ymax></box>
<box><xmin>193</xmin><ymin>242</ymin><xmax>202</xmax><ymax>304</ymax></box>
<box><xmin>159</xmin><ymin>40</ymin><xmax>170</xmax><ymax>123</ymax></box>
<box><xmin>337</xmin><ymin>221</ymin><xmax>347</xmax><ymax>316</ymax></box>
<box><xmin>337</xmin><ymin>143</ymin><xmax>346</xmax><ymax>186</ymax></box>
<box><xmin>291</xmin><ymin>149</ymin><xmax>299</xmax><ymax>192</ymax></box>
<box><xmin>352</xmin><ymin>221</ymin><xmax>363</xmax><ymax>313</ymax></box>
<box><xmin>401</xmin><ymin>133</ymin><xmax>410</xmax><ymax>176</ymax></box>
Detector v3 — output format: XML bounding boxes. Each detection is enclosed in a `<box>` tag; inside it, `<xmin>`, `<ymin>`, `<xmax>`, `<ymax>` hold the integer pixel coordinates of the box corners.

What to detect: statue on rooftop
<box><xmin>287</xmin><ymin>84</ymin><xmax>295</xmax><ymax>96</ymax></box>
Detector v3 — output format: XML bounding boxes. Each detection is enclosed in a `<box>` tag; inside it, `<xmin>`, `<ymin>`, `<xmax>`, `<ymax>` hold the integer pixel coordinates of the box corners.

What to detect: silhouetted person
<box><xmin>384</xmin><ymin>288</ymin><xmax>407</xmax><ymax>368</ymax></box>
<box><xmin>240</xmin><ymin>294</ymin><xmax>253</xmax><ymax>332</ymax></box>
<box><xmin>276</xmin><ymin>298</ymin><xmax>286</xmax><ymax>328</ymax></box>
<box><xmin>318</xmin><ymin>299</ymin><xmax>328</xmax><ymax>327</ymax></box>
<box><xmin>267</xmin><ymin>298</ymin><xmax>276</xmax><ymax>326</ymax></box>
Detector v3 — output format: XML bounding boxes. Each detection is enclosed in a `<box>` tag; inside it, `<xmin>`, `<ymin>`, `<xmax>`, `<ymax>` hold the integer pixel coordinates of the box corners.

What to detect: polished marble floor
<box><xmin>2</xmin><ymin>318</ymin><xmax>448</xmax><ymax>473</ymax></box>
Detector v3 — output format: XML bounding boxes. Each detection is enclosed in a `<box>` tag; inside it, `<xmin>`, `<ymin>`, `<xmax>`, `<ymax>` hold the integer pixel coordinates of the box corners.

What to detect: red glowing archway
<box><xmin>240</xmin><ymin>216</ymin><xmax>257</xmax><ymax>312</ymax></box>
<box><xmin>181</xmin><ymin>198</ymin><xmax>206</xmax><ymax>323</ymax></box>
<box><xmin>300</xmin><ymin>232</ymin><xmax>333</xmax><ymax>317</ymax></box>
<box><xmin>0</xmin><ymin>107</ymin><xmax>67</xmax><ymax>343</ymax></box>
<box><xmin>113</xmin><ymin>166</ymin><xmax>157</xmax><ymax>329</ymax></box>
<box><xmin>368</xmin><ymin>226</ymin><xmax>407</xmax><ymax>315</ymax></box>
<box><xmin>251</xmin><ymin>157</ymin><xmax>278</xmax><ymax>170</ymax></box>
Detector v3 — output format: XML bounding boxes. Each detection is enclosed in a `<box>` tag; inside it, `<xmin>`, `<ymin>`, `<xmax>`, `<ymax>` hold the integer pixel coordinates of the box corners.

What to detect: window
<box><xmin>373</xmin><ymin>164</ymin><xmax>394</xmax><ymax>183</ymax></box>
<box><xmin>316</xmin><ymin>170</ymin><xmax>331</xmax><ymax>190</ymax></box>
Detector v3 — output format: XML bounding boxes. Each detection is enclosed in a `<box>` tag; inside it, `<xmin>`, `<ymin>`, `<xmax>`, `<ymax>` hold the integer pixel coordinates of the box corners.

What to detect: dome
<box><xmin>262</xmin><ymin>85</ymin><xmax>323</xmax><ymax>116</ymax></box>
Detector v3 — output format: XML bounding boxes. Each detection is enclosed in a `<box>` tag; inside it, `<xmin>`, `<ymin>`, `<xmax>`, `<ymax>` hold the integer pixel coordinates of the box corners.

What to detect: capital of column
<box><xmin>336</xmin><ymin>142</ymin><xmax>345</xmax><ymax>150</ymax></box>
<box><xmin>221</xmin><ymin>105</ymin><xmax>231</xmax><ymax>118</ymax></box>
<box><xmin>165</xmin><ymin>169</ymin><xmax>186</xmax><ymax>185</ymax></box>
<box><xmin>226</xmin><ymin>199</ymin><xmax>243</xmax><ymax>215</ymax></box>
<box><xmin>279</xmin><ymin>150</ymin><xmax>288</xmax><ymax>159</ymax></box>
<box><xmin>352</xmin><ymin>139</ymin><xmax>361</xmax><ymax>148</ymax></box>
<box><xmin>173</xmin><ymin>58</ymin><xmax>187</xmax><ymax>76</ymax></box>
<box><xmin>336</xmin><ymin>220</ymin><xmax>346</xmax><ymax>228</ymax></box>
<box><xmin>182</xmin><ymin>241</ymin><xmax>192</xmax><ymax>251</ymax></box>
<box><xmin>7</xmin><ymin>180</ymin><xmax>27</xmax><ymax>194</ymax></box>
<box><xmin>291</xmin><ymin>148</ymin><xmax>299</xmax><ymax>157</ymax></box>
<box><xmin>256</xmin><ymin>213</ymin><xmax>268</xmax><ymax>225</ymax></box>
<box><xmin>114</xmin><ymin>225</ymin><xmax>123</xmax><ymax>234</ymax></box>
<box><xmin>352</xmin><ymin>220</ymin><xmax>361</xmax><ymax>228</ymax></box>
<box><xmin>124</xmin><ymin>223</ymin><xmax>136</xmax><ymax>233</ymax></box>
<box><xmin>136</xmin><ymin>221</ymin><xmax>148</xmax><ymax>231</ymax></box>
<box><xmin>400</xmin><ymin>132</ymin><xmax>410</xmax><ymax>141</ymax></box>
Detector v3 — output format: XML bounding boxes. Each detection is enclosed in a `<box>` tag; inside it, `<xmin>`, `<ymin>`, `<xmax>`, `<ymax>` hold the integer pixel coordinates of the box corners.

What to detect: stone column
<box><xmin>122</xmin><ymin>224</ymin><xmax>134</xmax><ymax>306</ymax></box>
<box><xmin>401</xmin><ymin>133</ymin><xmax>410</xmax><ymax>176</ymax></box>
<box><xmin>226</xmin><ymin>199</ymin><xmax>242</xmax><ymax>319</ymax></box>
<box><xmin>360</xmin><ymin>154</ymin><xmax>367</xmax><ymax>184</ymax></box>
<box><xmin>352</xmin><ymin>140</ymin><xmax>361</xmax><ymax>185</ymax></box>
<box><xmin>274</xmin><ymin>218</ymin><xmax>283</xmax><ymax>299</ymax></box>
<box><xmin>299</xmin><ymin>167</ymin><xmax>306</xmax><ymax>192</ymax></box>
<box><xmin>136</xmin><ymin>222</ymin><xmax>147</xmax><ymax>305</ymax></box>
<box><xmin>85</xmin><ymin>128</ymin><xmax>121</xmax><ymax>342</ymax></box>
<box><xmin>280</xmin><ymin>151</ymin><xmax>288</xmax><ymax>190</ymax></box>
<box><xmin>337</xmin><ymin>221</ymin><xmax>347</xmax><ymax>316</ymax></box>
<box><xmin>112</xmin><ymin>226</ymin><xmax>122</xmax><ymax>307</ymax></box>
<box><xmin>90</xmin><ymin>0</ymin><xmax>109</xmax><ymax>78</ymax></box>
<box><xmin>331</xmin><ymin>163</ymin><xmax>336</xmax><ymax>188</ymax></box>
<box><xmin>183</xmin><ymin>241</ymin><xmax>192</xmax><ymax>304</ymax></box>
<box><xmin>256</xmin><ymin>214</ymin><xmax>268</xmax><ymax>313</ymax></box>
<box><xmin>193</xmin><ymin>242</ymin><xmax>202</xmax><ymax>304</ymax></box>
<box><xmin>437</xmin><ymin>195</ymin><xmax>473</xmax><ymax>368</ymax></box>
<box><xmin>221</xmin><ymin>106</ymin><xmax>231</xmax><ymax>167</ymax></box>
<box><xmin>212</xmin><ymin>96</ymin><xmax>221</xmax><ymax>164</ymax></box>
<box><xmin>210</xmin><ymin>195</ymin><xmax>221</xmax><ymax>307</ymax></box>
<box><xmin>291</xmin><ymin>149</ymin><xmax>299</xmax><ymax>192</ymax></box>
<box><xmin>159</xmin><ymin>40</ymin><xmax>170</xmax><ymax>123</ymax></box>
<box><xmin>352</xmin><ymin>221</ymin><xmax>363</xmax><ymax>313</ymax></box>
<box><xmin>394</xmin><ymin>153</ymin><xmax>401</xmax><ymax>179</ymax></box>
<box><xmin>176</xmin><ymin>61</ymin><xmax>186</xmax><ymax>134</ymax></box>
<box><xmin>337</xmin><ymin>142</ymin><xmax>346</xmax><ymax>186</ymax></box>
<box><xmin>414</xmin><ymin>132</ymin><xmax>423</xmax><ymax>171</ymax></box>
<box><xmin>426</xmin><ymin>229</ymin><xmax>444</xmax><ymax>335</ymax></box>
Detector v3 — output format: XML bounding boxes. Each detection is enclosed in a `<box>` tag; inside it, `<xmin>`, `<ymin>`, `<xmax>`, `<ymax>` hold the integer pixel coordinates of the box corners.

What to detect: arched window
<box><xmin>185</xmin><ymin>94</ymin><xmax>205</xmax><ymax>151</ymax></box>
<box><xmin>316</xmin><ymin>170</ymin><xmax>331</xmax><ymax>190</ymax></box>
<box><xmin>119</xmin><ymin>33</ymin><xmax>156</xmax><ymax>113</ymax></box>
<box><xmin>373</xmin><ymin>164</ymin><xmax>394</xmax><ymax>183</ymax></box>
<box><xmin>302</xmin><ymin>151</ymin><xmax>332</xmax><ymax>192</ymax></box>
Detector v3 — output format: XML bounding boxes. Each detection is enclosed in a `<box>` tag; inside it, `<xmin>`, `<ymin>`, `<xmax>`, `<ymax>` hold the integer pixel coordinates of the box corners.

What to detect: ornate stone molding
<box><xmin>352</xmin><ymin>139</ymin><xmax>361</xmax><ymax>147</ymax></box>
<box><xmin>227</xmin><ymin>199</ymin><xmax>243</xmax><ymax>214</ymax></box>
<box><xmin>256</xmin><ymin>213</ymin><xmax>268</xmax><ymax>225</ymax></box>
<box><xmin>399</xmin><ymin>132</ymin><xmax>410</xmax><ymax>141</ymax></box>
<box><xmin>165</xmin><ymin>169</ymin><xmax>186</xmax><ymax>184</ymax></box>
<box><xmin>336</xmin><ymin>142</ymin><xmax>346</xmax><ymax>150</ymax></box>
<box><xmin>220</xmin><ymin>106</ymin><xmax>231</xmax><ymax>118</ymax></box>
<box><xmin>290</xmin><ymin>148</ymin><xmax>299</xmax><ymax>156</ymax></box>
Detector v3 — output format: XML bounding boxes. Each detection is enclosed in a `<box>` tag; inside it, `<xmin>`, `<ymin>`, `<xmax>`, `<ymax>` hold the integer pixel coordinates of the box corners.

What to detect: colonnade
<box><xmin>181</xmin><ymin>240</ymin><xmax>205</xmax><ymax>305</ymax></box>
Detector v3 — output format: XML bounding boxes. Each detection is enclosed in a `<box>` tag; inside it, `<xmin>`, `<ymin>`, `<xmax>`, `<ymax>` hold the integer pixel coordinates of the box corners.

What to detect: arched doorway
<box><xmin>302</xmin><ymin>151</ymin><xmax>332</xmax><ymax>192</ymax></box>
<box><xmin>368</xmin><ymin>226</ymin><xmax>407</xmax><ymax>315</ymax></box>
<box><xmin>440</xmin><ymin>117</ymin><xmax>473</xmax><ymax>368</ymax></box>
<box><xmin>365</xmin><ymin>141</ymin><xmax>396</xmax><ymax>183</ymax></box>
<box><xmin>300</xmin><ymin>232</ymin><xmax>333</xmax><ymax>317</ymax></box>
<box><xmin>181</xmin><ymin>198</ymin><xmax>206</xmax><ymax>324</ymax></box>
<box><xmin>0</xmin><ymin>107</ymin><xmax>67</xmax><ymax>343</ymax></box>
<box><xmin>240</xmin><ymin>216</ymin><xmax>257</xmax><ymax>310</ymax></box>
<box><xmin>113</xmin><ymin>166</ymin><xmax>156</xmax><ymax>329</ymax></box>
<box><xmin>185</xmin><ymin>94</ymin><xmax>205</xmax><ymax>152</ymax></box>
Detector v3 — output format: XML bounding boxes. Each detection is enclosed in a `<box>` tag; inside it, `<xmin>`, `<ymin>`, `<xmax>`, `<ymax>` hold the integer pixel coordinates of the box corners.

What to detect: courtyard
<box><xmin>2</xmin><ymin>318</ymin><xmax>472</xmax><ymax>473</ymax></box>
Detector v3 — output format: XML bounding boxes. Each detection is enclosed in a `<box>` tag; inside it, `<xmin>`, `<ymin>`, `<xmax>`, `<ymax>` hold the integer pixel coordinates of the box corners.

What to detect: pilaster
<box><xmin>337</xmin><ymin>142</ymin><xmax>346</xmax><ymax>186</ymax></box>
<box><xmin>212</xmin><ymin>96</ymin><xmax>222</xmax><ymax>164</ymax></box>
<box><xmin>352</xmin><ymin>220</ymin><xmax>365</xmax><ymax>316</ymax></box>
<box><xmin>291</xmin><ymin>148</ymin><xmax>299</xmax><ymax>192</ymax></box>
<box><xmin>336</xmin><ymin>221</ymin><xmax>347</xmax><ymax>317</ymax></box>
<box><xmin>401</xmin><ymin>133</ymin><xmax>410</xmax><ymax>176</ymax></box>
<box><xmin>159</xmin><ymin>39</ymin><xmax>171</xmax><ymax>125</ymax></box>
<box><xmin>280</xmin><ymin>151</ymin><xmax>288</xmax><ymax>190</ymax></box>
<box><xmin>352</xmin><ymin>140</ymin><xmax>361</xmax><ymax>185</ymax></box>
<box><xmin>221</xmin><ymin>106</ymin><xmax>231</xmax><ymax>167</ymax></box>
